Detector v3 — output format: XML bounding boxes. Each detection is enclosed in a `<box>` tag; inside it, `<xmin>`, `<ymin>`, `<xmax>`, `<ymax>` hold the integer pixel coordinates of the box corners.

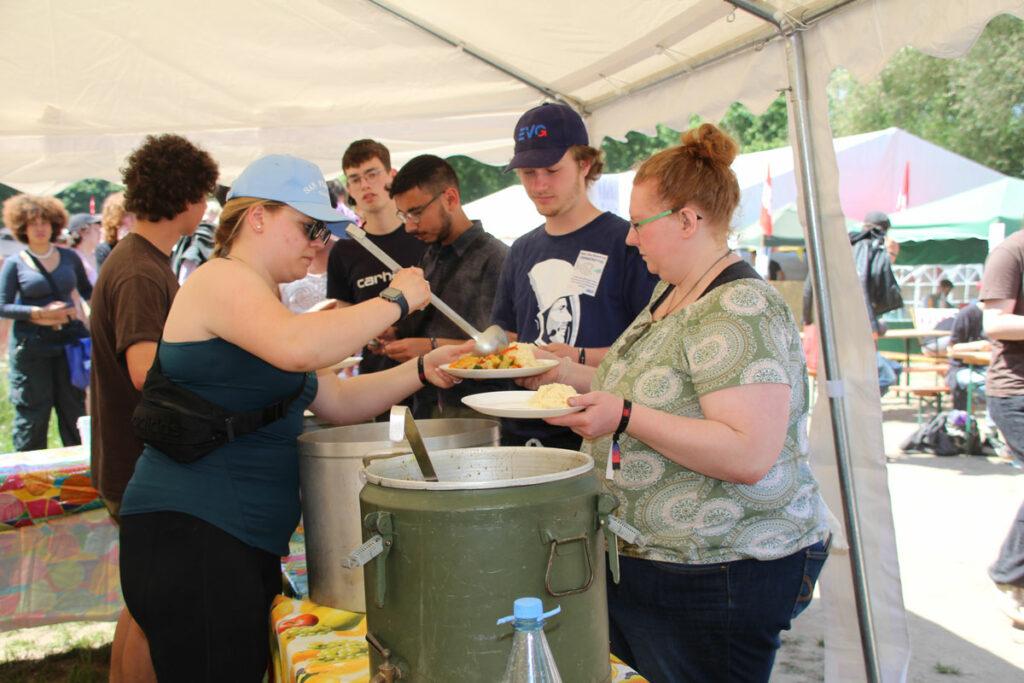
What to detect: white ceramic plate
<box><xmin>441</xmin><ymin>358</ymin><xmax>558</xmax><ymax>379</ymax></box>
<box><xmin>325</xmin><ymin>356</ymin><xmax>362</xmax><ymax>372</ymax></box>
<box><xmin>461</xmin><ymin>391</ymin><xmax>582</xmax><ymax>418</ymax></box>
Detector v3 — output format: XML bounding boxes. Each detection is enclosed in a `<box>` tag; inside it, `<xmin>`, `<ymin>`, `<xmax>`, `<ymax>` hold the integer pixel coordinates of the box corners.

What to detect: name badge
<box><xmin>571</xmin><ymin>251</ymin><xmax>608</xmax><ymax>296</ymax></box>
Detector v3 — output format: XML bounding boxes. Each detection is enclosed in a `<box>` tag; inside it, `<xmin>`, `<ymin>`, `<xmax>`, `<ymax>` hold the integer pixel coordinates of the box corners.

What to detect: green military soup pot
<box><xmin>358</xmin><ymin>446</ymin><xmax>617</xmax><ymax>683</ymax></box>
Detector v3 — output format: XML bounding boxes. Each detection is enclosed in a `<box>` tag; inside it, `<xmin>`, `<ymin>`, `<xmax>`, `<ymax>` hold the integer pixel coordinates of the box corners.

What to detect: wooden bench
<box><xmin>887</xmin><ymin>385</ymin><xmax>950</xmax><ymax>422</ymax></box>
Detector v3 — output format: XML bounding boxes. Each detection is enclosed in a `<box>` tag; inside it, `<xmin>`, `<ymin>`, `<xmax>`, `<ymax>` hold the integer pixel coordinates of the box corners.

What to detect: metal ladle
<box><xmin>388</xmin><ymin>406</ymin><xmax>438</xmax><ymax>482</ymax></box>
<box><xmin>345</xmin><ymin>225</ymin><xmax>510</xmax><ymax>355</ymax></box>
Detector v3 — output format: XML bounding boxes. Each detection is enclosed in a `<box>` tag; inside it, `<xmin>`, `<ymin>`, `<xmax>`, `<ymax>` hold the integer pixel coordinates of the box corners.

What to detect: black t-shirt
<box><xmin>326</xmin><ymin>227</ymin><xmax>426</xmax><ymax>374</ymax></box>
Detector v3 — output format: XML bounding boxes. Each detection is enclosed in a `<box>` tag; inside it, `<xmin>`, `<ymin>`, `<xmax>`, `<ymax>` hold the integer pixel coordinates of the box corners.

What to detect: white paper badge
<box><xmin>571</xmin><ymin>251</ymin><xmax>609</xmax><ymax>296</ymax></box>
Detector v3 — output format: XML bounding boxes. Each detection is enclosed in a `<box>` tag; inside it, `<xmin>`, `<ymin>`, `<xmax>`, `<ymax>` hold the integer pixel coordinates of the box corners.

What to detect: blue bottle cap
<box><xmin>497</xmin><ymin>597</ymin><xmax>561</xmax><ymax>626</ymax></box>
<box><xmin>513</xmin><ymin>597</ymin><xmax>543</xmax><ymax>620</ymax></box>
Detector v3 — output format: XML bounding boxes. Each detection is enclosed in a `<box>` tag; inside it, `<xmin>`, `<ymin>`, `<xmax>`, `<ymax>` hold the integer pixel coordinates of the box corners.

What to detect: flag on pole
<box><xmin>89</xmin><ymin>195</ymin><xmax>96</xmax><ymax>215</ymax></box>
<box><xmin>759</xmin><ymin>165</ymin><xmax>773</xmax><ymax>237</ymax></box>
<box><xmin>896</xmin><ymin>161</ymin><xmax>910</xmax><ymax>210</ymax></box>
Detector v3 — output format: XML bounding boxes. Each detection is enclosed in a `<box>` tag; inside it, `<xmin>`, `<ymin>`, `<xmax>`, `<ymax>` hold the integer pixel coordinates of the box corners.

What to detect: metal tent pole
<box><xmin>728</xmin><ymin>2</ymin><xmax>883</xmax><ymax>681</ymax></box>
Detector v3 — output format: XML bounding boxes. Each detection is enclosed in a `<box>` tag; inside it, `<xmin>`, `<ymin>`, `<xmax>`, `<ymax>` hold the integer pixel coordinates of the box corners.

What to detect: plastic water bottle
<box><xmin>496</xmin><ymin>597</ymin><xmax>563</xmax><ymax>683</ymax></box>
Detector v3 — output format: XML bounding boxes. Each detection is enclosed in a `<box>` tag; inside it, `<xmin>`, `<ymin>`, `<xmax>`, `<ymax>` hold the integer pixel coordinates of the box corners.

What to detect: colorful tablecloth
<box><xmin>270</xmin><ymin>596</ymin><xmax>648</xmax><ymax>683</ymax></box>
<box><xmin>0</xmin><ymin>446</ymin><xmax>121</xmax><ymax>631</ymax></box>
<box><xmin>0</xmin><ymin>507</ymin><xmax>122</xmax><ymax>630</ymax></box>
<box><xmin>0</xmin><ymin>445</ymin><xmax>103</xmax><ymax>531</ymax></box>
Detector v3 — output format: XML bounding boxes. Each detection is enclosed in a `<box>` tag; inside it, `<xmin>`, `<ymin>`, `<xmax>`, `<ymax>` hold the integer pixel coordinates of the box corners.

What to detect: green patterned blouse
<box><xmin>586</xmin><ymin>275</ymin><xmax>830</xmax><ymax>564</ymax></box>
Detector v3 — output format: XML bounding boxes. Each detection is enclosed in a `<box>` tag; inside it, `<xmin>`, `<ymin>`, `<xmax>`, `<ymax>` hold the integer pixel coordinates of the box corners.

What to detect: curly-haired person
<box><xmin>0</xmin><ymin>194</ymin><xmax>93</xmax><ymax>451</ymax></box>
<box><xmin>88</xmin><ymin>133</ymin><xmax>218</xmax><ymax>683</ymax></box>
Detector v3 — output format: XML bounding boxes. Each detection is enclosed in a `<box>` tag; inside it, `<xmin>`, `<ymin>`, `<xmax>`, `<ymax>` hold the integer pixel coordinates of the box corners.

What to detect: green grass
<box><xmin>934</xmin><ymin>662</ymin><xmax>963</xmax><ymax>675</ymax></box>
<box><xmin>0</xmin><ymin>644</ymin><xmax>110</xmax><ymax>683</ymax></box>
<box><xmin>0</xmin><ymin>359</ymin><xmax>66</xmax><ymax>453</ymax></box>
<box><xmin>0</xmin><ymin>621</ymin><xmax>115</xmax><ymax>682</ymax></box>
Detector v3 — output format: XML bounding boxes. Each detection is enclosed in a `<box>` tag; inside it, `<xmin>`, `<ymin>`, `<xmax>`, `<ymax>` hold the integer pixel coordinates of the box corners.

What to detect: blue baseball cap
<box><xmin>227</xmin><ymin>155</ymin><xmax>340</xmax><ymax>222</ymax></box>
<box><xmin>504</xmin><ymin>103</ymin><xmax>589</xmax><ymax>172</ymax></box>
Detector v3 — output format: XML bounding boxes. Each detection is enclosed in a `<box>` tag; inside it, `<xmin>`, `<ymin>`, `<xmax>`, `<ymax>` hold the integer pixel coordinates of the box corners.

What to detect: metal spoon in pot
<box><xmin>388</xmin><ymin>406</ymin><xmax>438</xmax><ymax>482</ymax></box>
<box><xmin>345</xmin><ymin>225</ymin><xmax>509</xmax><ymax>355</ymax></box>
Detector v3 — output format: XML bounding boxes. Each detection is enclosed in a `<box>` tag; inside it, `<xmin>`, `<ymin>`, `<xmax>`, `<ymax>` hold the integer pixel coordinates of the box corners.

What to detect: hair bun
<box><xmin>680</xmin><ymin>123</ymin><xmax>738</xmax><ymax>167</ymax></box>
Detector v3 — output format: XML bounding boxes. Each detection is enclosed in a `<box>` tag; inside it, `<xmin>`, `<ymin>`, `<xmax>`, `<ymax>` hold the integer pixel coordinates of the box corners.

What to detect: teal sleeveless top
<box><xmin>120</xmin><ymin>338</ymin><xmax>318</xmax><ymax>555</ymax></box>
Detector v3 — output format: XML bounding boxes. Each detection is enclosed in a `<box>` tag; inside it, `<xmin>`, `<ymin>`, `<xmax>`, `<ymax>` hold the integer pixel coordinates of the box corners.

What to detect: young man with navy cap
<box><xmin>491</xmin><ymin>102</ymin><xmax>657</xmax><ymax>449</ymax></box>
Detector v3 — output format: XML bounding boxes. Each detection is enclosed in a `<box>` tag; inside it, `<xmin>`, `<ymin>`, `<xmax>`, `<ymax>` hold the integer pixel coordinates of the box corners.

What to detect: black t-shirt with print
<box><xmin>326</xmin><ymin>227</ymin><xmax>426</xmax><ymax>375</ymax></box>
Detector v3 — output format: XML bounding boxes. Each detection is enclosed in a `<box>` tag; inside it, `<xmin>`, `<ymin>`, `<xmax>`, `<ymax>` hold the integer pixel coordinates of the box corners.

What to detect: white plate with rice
<box><xmin>461</xmin><ymin>390</ymin><xmax>582</xmax><ymax>418</ymax></box>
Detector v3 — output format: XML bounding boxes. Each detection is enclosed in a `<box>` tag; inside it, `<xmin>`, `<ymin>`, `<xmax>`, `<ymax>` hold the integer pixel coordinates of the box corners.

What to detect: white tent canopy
<box><xmin>4</xmin><ymin>2</ymin><xmax>1024</xmax><ymax>681</ymax></box>
<box><xmin>1</xmin><ymin>1</ymin><xmax>1017</xmax><ymax>194</ymax></box>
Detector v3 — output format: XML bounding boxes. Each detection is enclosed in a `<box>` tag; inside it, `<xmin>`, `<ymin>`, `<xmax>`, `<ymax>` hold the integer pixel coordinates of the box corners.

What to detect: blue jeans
<box><xmin>607</xmin><ymin>538</ymin><xmax>830</xmax><ymax>683</ymax></box>
<box><xmin>987</xmin><ymin>395</ymin><xmax>1024</xmax><ymax>588</ymax></box>
<box><xmin>988</xmin><ymin>395</ymin><xmax>1024</xmax><ymax>464</ymax></box>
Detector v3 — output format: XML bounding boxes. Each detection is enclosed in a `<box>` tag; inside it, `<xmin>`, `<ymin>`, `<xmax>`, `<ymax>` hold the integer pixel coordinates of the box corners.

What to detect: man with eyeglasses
<box><xmin>492</xmin><ymin>103</ymin><xmax>657</xmax><ymax>450</ymax></box>
<box><xmin>386</xmin><ymin>154</ymin><xmax>509</xmax><ymax>417</ymax></box>
<box><xmin>326</xmin><ymin>139</ymin><xmax>426</xmax><ymax>379</ymax></box>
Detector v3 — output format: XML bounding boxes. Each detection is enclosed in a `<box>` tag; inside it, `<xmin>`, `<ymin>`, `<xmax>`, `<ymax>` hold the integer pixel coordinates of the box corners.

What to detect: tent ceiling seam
<box><xmin>585</xmin><ymin>0</ymin><xmax>861</xmax><ymax>114</ymax></box>
<box><xmin>362</xmin><ymin>0</ymin><xmax>585</xmax><ymax>113</ymax></box>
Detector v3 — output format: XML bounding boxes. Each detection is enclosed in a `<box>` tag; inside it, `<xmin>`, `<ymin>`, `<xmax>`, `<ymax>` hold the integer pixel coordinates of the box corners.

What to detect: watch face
<box><xmin>381</xmin><ymin>287</ymin><xmax>400</xmax><ymax>301</ymax></box>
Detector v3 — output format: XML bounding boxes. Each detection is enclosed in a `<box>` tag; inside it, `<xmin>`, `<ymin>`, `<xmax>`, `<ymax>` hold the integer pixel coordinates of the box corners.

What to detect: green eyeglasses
<box><xmin>629</xmin><ymin>207</ymin><xmax>703</xmax><ymax>232</ymax></box>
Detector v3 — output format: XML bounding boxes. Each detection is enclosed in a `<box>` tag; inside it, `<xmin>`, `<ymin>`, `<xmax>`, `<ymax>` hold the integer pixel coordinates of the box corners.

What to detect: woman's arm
<box><xmin>168</xmin><ymin>259</ymin><xmax>430</xmax><ymax>372</ymax></box>
<box><xmin>547</xmin><ymin>382</ymin><xmax>791</xmax><ymax>485</ymax></box>
<box><xmin>0</xmin><ymin>258</ymin><xmax>31</xmax><ymax>320</ymax></box>
<box><xmin>516</xmin><ymin>356</ymin><xmax>596</xmax><ymax>393</ymax></box>
<box><xmin>308</xmin><ymin>341</ymin><xmax>473</xmax><ymax>424</ymax></box>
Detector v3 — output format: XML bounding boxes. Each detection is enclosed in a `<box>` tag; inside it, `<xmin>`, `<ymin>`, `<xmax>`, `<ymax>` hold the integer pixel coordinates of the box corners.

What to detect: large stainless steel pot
<box><xmin>359</xmin><ymin>447</ymin><xmax>615</xmax><ymax>683</ymax></box>
<box><xmin>297</xmin><ymin>419</ymin><xmax>498</xmax><ymax>612</ymax></box>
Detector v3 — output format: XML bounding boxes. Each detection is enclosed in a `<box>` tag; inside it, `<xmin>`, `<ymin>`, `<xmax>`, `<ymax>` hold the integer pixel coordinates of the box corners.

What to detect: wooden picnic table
<box><xmin>884</xmin><ymin>328</ymin><xmax>952</xmax><ymax>400</ymax></box>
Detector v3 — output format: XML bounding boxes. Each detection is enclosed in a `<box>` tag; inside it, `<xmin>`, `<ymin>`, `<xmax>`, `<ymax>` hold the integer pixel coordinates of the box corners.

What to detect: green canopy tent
<box><xmin>734</xmin><ymin>203</ymin><xmax>860</xmax><ymax>249</ymax></box>
<box><xmin>888</xmin><ymin>176</ymin><xmax>1024</xmax><ymax>265</ymax></box>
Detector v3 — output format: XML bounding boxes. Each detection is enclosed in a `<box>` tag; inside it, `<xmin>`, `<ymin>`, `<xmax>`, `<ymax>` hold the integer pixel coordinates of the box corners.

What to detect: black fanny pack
<box><xmin>131</xmin><ymin>347</ymin><xmax>307</xmax><ymax>464</ymax></box>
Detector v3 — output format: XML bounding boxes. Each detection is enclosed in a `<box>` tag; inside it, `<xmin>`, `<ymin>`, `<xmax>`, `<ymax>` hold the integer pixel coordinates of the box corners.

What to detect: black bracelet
<box><xmin>614</xmin><ymin>399</ymin><xmax>632</xmax><ymax>441</ymax></box>
<box><xmin>416</xmin><ymin>355</ymin><xmax>428</xmax><ymax>385</ymax></box>
<box><xmin>578</xmin><ymin>347</ymin><xmax>587</xmax><ymax>365</ymax></box>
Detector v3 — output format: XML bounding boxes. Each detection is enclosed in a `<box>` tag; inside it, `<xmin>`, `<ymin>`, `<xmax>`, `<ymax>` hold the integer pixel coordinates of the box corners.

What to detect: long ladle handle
<box><xmin>389</xmin><ymin>406</ymin><xmax>438</xmax><ymax>482</ymax></box>
<box><xmin>345</xmin><ymin>225</ymin><xmax>483</xmax><ymax>341</ymax></box>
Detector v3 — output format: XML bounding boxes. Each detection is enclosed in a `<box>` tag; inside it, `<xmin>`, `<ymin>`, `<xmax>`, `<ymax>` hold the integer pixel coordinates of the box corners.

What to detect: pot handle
<box><xmin>363</xmin><ymin>511</ymin><xmax>395</xmax><ymax>608</ymax></box>
<box><xmin>361</xmin><ymin>447</ymin><xmax>412</xmax><ymax>469</ymax></box>
<box><xmin>544</xmin><ymin>534</ymin><xmax>595</xmax><ymax>597</ymax></box>
<box><xmin>598</xmin><ymin>492</ymin><xmax>621</xmax><ymax>585</ymax></box>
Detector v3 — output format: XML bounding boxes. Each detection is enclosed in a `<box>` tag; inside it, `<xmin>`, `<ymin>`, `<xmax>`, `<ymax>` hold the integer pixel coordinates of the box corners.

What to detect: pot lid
<box><xmin>362</xmin><ymin>447</ymin><xmax>593</xmax><ymax>490</ymax></box>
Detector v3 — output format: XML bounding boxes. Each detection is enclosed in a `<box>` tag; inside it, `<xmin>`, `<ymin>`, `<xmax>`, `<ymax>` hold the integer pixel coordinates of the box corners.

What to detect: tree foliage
<box><xmin>719</xmin><ymin>96</ymin><xmax>790</xmax><ymax>153</ymax></box>
<box><xmin>54</xmin><ymin>179</ymin><xmax>122</xmax><ymax>215</ymax></box>
<box><xmin>829</xmin><ymin>14</ymin><xmax>1024</xmax><ymax>178</ymax></box>
<box><xmin>447</xmin><ymin>156</ymin><xmax>518</xmax><ymax>205</ymax></box>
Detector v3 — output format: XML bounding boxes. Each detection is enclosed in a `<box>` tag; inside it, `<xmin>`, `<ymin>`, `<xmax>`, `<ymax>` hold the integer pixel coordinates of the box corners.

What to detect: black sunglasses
<box><xmin>299</xmin><ymin>219</ymin><xmax>331</xmax><ymax>245</ymax></box>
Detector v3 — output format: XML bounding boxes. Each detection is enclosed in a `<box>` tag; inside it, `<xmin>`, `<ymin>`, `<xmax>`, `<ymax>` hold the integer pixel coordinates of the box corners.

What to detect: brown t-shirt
<box><xmin>88</xmin><ymin>234</ymin><xmax>179</xmax><ymax>502</ymax></box>
<box><xmin>980</xmin><ymin>230</ymin><xmax>1024</xmax><ymax>397</ymax></box>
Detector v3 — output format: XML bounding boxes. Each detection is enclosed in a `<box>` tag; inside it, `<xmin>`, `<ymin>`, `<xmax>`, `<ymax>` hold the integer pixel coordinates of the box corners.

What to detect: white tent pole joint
<box><xmin>729</xmin><ymin>1</ymin><xmax>884</xmax><ymax>682</ymax></box>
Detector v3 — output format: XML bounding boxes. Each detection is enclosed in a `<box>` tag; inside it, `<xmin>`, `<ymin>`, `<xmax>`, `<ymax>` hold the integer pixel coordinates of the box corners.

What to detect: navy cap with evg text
<box><xmin>504</xmin><ymin>103</ymin><xmax>589</xmax><ymax>172</ymax></box>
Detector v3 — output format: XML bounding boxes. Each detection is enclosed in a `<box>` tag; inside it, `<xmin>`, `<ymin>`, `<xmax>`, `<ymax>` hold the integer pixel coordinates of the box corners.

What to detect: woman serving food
<box><xmin>117</xmin><ymin>155</ymin><xmax>470</xmax><ymax>681</ymax></box>
<box><xmin>520</xmin><ymin>124</ymin><xmax>831</xmax><ymax>683</ymax></box>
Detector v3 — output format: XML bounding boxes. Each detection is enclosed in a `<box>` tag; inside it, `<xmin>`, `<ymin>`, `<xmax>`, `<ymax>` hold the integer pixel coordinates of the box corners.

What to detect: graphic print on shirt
<box><xmin>528</xmin><ymin>259</ymin><xmax>583</xmax><ymax>345</ymax></box>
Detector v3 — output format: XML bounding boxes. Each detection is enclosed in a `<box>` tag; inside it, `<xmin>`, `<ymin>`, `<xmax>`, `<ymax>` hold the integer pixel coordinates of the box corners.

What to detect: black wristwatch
<box><xmin>379</xmin><ymin>286</ymin><xmax>409</xmax><ymax>320</ymax></box>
